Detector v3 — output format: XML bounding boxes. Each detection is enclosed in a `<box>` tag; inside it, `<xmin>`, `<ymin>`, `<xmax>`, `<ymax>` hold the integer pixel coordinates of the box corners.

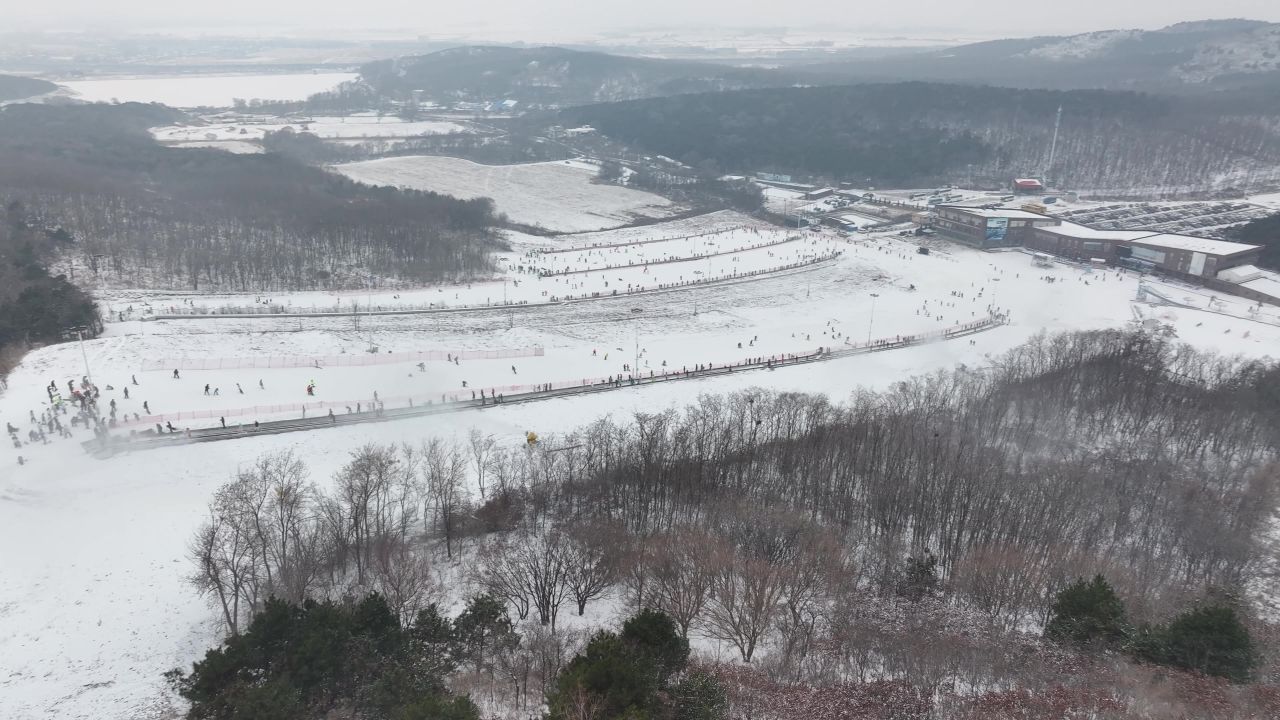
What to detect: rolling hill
<box><xmin>0</xmin><ymin>74</ymin><xmax>56</xmax><ymax>102</ymax></box>
<box><xmin>799</xmin><ymin>19</ymin><xmax>1280</xmax><ymax>93</ymax></box>
<box><xmin>325</xmin><ymin>46</ymin><xmax>805</xmax><ymax>108</ymax></box>
<box><xmin>563</xmin><ymin>83</ymin><xmax>1280</xmax><ymax>195</ymax></box>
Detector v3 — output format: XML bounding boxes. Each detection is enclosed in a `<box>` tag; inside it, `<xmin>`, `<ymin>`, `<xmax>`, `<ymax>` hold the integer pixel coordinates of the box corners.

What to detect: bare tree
<box><xmin>703</xmin><ymin>548</ymin><xmax>786</xmax><ymax>662</ymax></box>
<box><xmin>335</xmin><ymin>444</ymin><xmax>410</xmax><ymax>586</ymax></box>
<box><xmin>188</xmin><ymin>511</ymin><xmax>258</xmax><ymax>636</ymax></box>
<box><xmin>561</xmin><ymin>524</ymin><xmax>620</xmax><ymax>616</ymax></box>
<box><xmin>648</xmin><ymin>528</ymin><xmax>720</xmax><ymax>638</ymax></box>
<box><xmin>371</xmin><ymin>535</ymin><xmax>439</xmax><ymax>625</ymax></box>
<box><xmin>469</xmin><ymin>428</ymin><xmax>496</xmax><ymax>501</ymax></box>
<box><xmin>479</xmin><ymin>531</ymin><xmax>571</xmax><ymax>629</ymax></box>
<box><xmin>423</xmin><ymin>438</ymin><xmax>469</xmax><ymax>559</ymax></box>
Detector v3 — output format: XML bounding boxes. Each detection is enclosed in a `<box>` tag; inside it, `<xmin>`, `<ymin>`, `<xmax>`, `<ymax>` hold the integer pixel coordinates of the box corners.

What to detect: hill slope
<box><xmin>802</xmin><ymin>19</ymin><xmax>1280</xmax><ymax>93</ymax></box>
<box><xmin>564</xmin><ymin>83</ymin><xmax>1280</xmax><ymax>194</ymax></box>
<box><xmin>0</xmin><ymin>74</ymin><xmax>56</xmax><ymax>102</ymax></box>
<box><xmin>0</xmin><ymin>103</ymin><xmax>500</xmax><ymax>291</ymax></box>
<box><xmin>331</xmin><ymin>46</ymin><xmax>802</xmax><ymax>107</ymax></box>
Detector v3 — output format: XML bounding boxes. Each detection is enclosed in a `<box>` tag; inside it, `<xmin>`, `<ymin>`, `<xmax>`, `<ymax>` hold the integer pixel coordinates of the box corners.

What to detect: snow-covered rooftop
<box><xmin>1039</xmin><ymin>222</ymin><xmax>1156</xmax><ymax>241</ymax></box>
<box><xmin>1241</xmin><ymin>271</ymin><xmax>1280</xmax><ymax>302</ymax></box>
<box><xmin>1131</xmin><ymin>233</ymin><xmax>1260</xmax><ymax>256</ymax></box>
<box><xmin>939</xmin><ymin>205</ymin><xmax>1053</xmax><ymax>220</ymax></box>
<box><xmin>1217</xmin><ymin>265</ymin><xmax>1265</xmax><ymax>283</ymax></box>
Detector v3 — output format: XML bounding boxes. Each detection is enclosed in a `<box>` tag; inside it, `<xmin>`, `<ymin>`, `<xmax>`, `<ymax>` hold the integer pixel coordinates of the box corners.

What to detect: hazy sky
<box><xmin>8</xmin><ymin>0</ymin><xmax>1280</xmax><ymax>41</ymax></box>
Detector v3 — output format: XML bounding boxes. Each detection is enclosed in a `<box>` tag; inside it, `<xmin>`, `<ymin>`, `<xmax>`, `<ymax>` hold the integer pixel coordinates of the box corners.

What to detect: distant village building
<box><xmin>1012</xmin><ymin>178</ymin><xmax>1045</xmax><ymax>194</ymax></box>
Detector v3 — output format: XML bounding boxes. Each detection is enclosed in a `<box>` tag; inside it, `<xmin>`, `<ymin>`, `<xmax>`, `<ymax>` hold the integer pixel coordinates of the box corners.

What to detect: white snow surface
<box><xmin>332</xmin><ymin>157</ymin><xmax>679</xmax><ymax>233</ymax></box>
<box><xmin>59</xmin><ymin>72</ymin><xmax>357</xmax><ymax>108</ymax></box>
<box><xmin>151</xmin><ymin>114</ymin><xmax>473</xmax><ymax>144</ymax></box>
<box><xmin>3</xmin><ymin>217</ymin><xmax>1280</xmax><ymax>720</ymax></box>
<box><xmin>1023</xmin><ymin>29</ymin><xmax>1141</xmax><ymax>61</ymax></box>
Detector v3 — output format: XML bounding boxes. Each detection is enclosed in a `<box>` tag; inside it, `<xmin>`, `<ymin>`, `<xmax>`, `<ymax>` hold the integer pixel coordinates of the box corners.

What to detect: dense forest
<box><xmin>0</xmin><ymin>73</ymin><xmax>55</xmax><ymax>102</ymax></box>
<box><xmin>0</xmin><ymin>103</ymin><xmax>501</xmax><ymax>292</ymax></box>
<box><xmin>0</xmin><ymin>200</ymin><xmax>100</xmax><ymax>378</ymax></box>
<box><xmin>563</xmin><ymin>83</ymin><xmax>1280</xmax><ymax>194</ymax></box>
<box><xmin>183</xmin><ymin>330</ymin><xmax>1280</xmax><ymax>718</ymax></box>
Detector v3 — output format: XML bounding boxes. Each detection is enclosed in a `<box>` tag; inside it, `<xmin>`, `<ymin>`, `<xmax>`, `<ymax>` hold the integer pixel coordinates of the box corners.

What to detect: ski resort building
<box><xmin>932</xmin><ymin>205</ymin><xmax>1061</xmax><ymax>249</ymax></box>
<box><xmin>1026</xmin><ymin>223</ymin><xmax>1262</xmax><ymax>280</ymax></box>
<box><xmin>929</xmin><ymin>206</ymin><xmax>1262</xmax><ymax>281</ymax></box>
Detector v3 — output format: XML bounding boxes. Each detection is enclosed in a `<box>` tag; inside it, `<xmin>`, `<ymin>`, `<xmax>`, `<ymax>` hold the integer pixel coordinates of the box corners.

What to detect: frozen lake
<box><xmin>60</xmin><ymin>72</ymin><xmax>358</xmax><ymax>108</ymax></box>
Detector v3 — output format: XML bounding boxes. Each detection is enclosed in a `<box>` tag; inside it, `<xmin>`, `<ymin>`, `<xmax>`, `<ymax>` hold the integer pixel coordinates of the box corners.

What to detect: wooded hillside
<box><xmin>564</xmin><ymin>83</ymin><xmax>1280</xmax><ymax>194</ymax></box>
<box><xmin>0</xmin><ymin>103</ymin><xmax>501</xmax><ymax>291</ymax></box>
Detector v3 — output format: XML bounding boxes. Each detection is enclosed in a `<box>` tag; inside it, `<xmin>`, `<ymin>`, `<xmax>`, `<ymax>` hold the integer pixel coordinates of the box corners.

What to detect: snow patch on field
<box><xmin>331</xmin><ymin>156</ymin><xmax>679</xmax><ymax>233</ymax></box>
<box><xmin>152</xmin><ymin>114</ymin><xmax>473</xmax><ymax>143</ymax></box>
<box><xmin>1023</xmin><ymin>29</ymin><xmax>1141</xmax><ymax>61</ymax></box>
<box><xmin>60</xmin><ymin>72</ymin><xmax>357</xmax><ymax>108</ymax></box>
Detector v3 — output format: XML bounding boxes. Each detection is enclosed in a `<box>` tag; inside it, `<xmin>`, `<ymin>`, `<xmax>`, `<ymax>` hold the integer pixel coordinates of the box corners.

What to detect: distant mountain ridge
<box><xmin>351</xmin><ymin>46</ymin><xmax>800</xmax><ymax>107</ymax></box>
<box><xmin>801</xmin><ymin>19</ymin><xmax>1280</xmax><ymax>92</ymax></box>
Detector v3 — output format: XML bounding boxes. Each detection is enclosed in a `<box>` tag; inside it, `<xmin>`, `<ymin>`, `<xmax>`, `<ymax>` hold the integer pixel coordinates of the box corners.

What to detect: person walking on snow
<box><xmin>173</xmin><ymin>369</ymin><xmax>180</xmax><ymax>379</ymax></box>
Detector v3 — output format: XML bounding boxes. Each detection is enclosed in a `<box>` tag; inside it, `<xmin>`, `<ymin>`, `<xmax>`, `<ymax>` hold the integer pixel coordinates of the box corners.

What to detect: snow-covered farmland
<box><xmin>151</xmin><ymin>114</ymin><xmax>474</xmax><ymax>144</ymax></box>
<box><xmin>59</xmin><ymin>72</ymin><xmax>357</xmax><ymax>108</ymax></box>
<box><xmin>3</xmin><ymin>214</ymin><xmax>1280</xmax><ymax>719</ymax></box>
<box><xmin>332</xmin><ymin>157</ymin><xmax>680</xmax><ymax>233</ymax></box>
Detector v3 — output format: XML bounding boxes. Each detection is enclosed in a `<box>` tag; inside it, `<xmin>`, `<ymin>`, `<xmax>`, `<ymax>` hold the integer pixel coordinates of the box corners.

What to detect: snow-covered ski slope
<box><xmin>3</xmin><ymin>211</ymin><xmax>1280</xmax><ymax>719</ymax></box>
<box><xmin>332</xmin><ymin>157</ymin><xmax>679</xmax><ymax>233</ymax></box>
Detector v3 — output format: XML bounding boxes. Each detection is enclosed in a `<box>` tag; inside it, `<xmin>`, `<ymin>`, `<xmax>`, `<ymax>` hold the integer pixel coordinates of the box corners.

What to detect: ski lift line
<box><xmin>143</xmin><ymin>255</ymin><xmax>843</xmax><ymax>323</ymax></box>
<box><xmin>534</xmin><ymin>234</ymin><xmax>810</xmax><ymax>277</ymax></box>
<box><xmin>81</xmin><ymin>316</ymin><xmax>1005</xmax><ymax>457</ymax></box>
<box><xmin>533</xmin><ymin>224</ymin><xmax>763</xmax><ymax>255</ymax></box>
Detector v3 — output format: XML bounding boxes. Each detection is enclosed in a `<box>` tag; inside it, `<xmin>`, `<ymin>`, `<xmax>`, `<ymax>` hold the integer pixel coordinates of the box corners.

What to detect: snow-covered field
<box><xmin>3</xmin><ymin>214</ymin><xmax>1280</xmax><ymax>719</ymax></box>
<box><xmin>152</xmin><ymin>114</ymin><xmax>473</xmax><ymax>144</ymax></box>
<box><xmin>59</xmin><ymin>72</ymin><xmax>357</xmax><ymax>108</ymax></box>
<box><xmin>333</xmin><ymin>157</ymin><xmax>679</xmax><ymax>233</ymax></box>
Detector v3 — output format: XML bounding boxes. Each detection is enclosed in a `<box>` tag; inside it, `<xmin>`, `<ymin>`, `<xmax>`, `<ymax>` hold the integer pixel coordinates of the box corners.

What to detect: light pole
<box><xmin>867</xmin><ymin>293</ymin><xmax>879</xmax><ymax>345</ymax></box>
<box><xmin>633</xmin><ymin>313</ymin><xmax>641</xmax><ymax>375</ymax></box>
<box><xmin>70</xmin><ymin>326</ymin><xmax>93</xmax><ymax>386</ymax></box>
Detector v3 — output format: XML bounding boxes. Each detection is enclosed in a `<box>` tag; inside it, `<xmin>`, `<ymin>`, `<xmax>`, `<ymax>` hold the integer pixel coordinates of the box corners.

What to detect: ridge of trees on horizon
<box><xmin>184</xmin><ymin>329</ymin><xmax>1280</xmax><ymax>716</ymax></box>
<box><xmin>0</xmin><ymin>103</ymin><xmax>503</xmax><ymax>292</ymax></box>
<box><xmin>562</xmin><ymin>83</ymin><xmax>1280</xmax><ymax>194</ymax></box>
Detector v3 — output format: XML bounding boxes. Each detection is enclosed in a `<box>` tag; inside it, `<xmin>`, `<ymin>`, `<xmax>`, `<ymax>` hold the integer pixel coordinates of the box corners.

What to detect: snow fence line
<box><xmin>532</xmin><ymin>233</ymin><xmax>807</xmax><ymax>277</ymax></box>
<box><xmin>533</xmin><ymin>223</ymin><xmax>760</xmax><ymax>255</ymax></box>
<box><xmin>87</xmin><ymin>316</ymin><xmax>1004</xmax><ymax>451</ymax></box>
<box><xmin>140</xmin><ymin>346</ymin><xmax>545</xmax><ymax>372</ymax></box>
<box><xmin>143</xmin><ymin>253</ymin><xmax>843</xmax><ymax>321</ymax></box>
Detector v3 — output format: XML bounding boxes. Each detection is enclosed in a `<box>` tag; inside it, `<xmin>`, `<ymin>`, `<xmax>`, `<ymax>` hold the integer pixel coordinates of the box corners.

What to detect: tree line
<box><xmin>562</xmin><ymin>83</ymin><xmax>1280</xmax><ymax>194</ymax></box>
<box><xmin>0</xmin><ymin>103</ymin><xmax>502</xmax><ymax>291</ymax></box>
